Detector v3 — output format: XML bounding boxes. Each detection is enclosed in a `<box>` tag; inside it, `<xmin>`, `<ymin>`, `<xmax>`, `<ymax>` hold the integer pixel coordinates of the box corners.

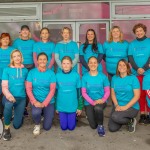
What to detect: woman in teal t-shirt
<box><xmin>109</xmin><ymin>59</ymin><xmax>140</xmax><ymax>133</ymax></box>
<box><xmin>56</xmin><ymin>56</ymin><xmax>82</xmax><ymax>131</ymax></box>
<box><xmin>26</xmin><ymin>52</ymin><xmax>56</xmax><ymax>136</ymax></box>
<box><xmin>2</xmin><ymin>50</ymin><xmax>28</xmax><ymax>141</ymax></box>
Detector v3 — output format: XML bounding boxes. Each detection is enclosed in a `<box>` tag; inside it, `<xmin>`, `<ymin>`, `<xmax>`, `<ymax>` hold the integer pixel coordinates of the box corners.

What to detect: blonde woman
<box><xmin>2</xmin><ymin>50</ymin><xmax>28</xmax><ymax>141</ymax></box>
<box><xmin>103</xmin><ymin>26</ymin><xmax>129</xmax><ymax>79</ymax></box>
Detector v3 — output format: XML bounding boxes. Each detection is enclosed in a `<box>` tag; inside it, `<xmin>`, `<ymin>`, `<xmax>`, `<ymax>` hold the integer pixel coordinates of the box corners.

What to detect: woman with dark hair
<box><xmin>103</xmin><ymin>26</ymin><xmax>128</xmax><ymax>79</ymax></box>
<box><xmin>0</xmin><ymin>33</ymin><xmax>15</xmax><ymax>119</ymax></box>
<box><xmin>79</xmin><ymin>29</ymin><xmax>103</xmax><ymax>75</ymax></box>
<box><xmin>108</xmin><ymin>59</ymin><xmax>140</xmax><ymax>133</ymax></box>
<box><xmin>26</xmin><ymin>52</ymin><xmax>56</xmax><ymax>136</ymax></box>
<box><xmin>128</xmin><ymin>23</ymin><xmax>150</xmax><ymax>124</ymax></box>
<box><xmin>33</xmin><ymin>27</ymin><xmax>55</xmax><ymax>70</ymax></box>
<box><xmin>82</xmin><ymin>56</ymin><xmax>110</xmax><ymax>137</ymax></box>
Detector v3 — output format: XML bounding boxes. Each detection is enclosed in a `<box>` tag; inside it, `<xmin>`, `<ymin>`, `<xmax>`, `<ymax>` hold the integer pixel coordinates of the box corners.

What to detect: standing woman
<box><xmin>33</xmin><ymin>27</ymin><xmax>55</xmax><ymax>70</ymax></box>
<box><xmin>56</xmin><ymin>56</ymin><xmax>82</xmax><ymax>131</ymax></box>
<box><xmin>108</xmin><ymin>59</ymin><xmax>140</xmax><ymax>133</ymax></box>
<box><xmin>26</xmin><ymin>52</ymin><xmax>56</xmax><ymax>136</ymax></box>
<box><xmin>103</xmin><ymin>26</ymin><xmax>128</xmax><ymax>79</ymax></box>
<box><xmin>13</xmin><ymin>25</ymin><xmax>35</xmax><ymax>116</ymax></box>
<box><xmin>79</xmin><ymin>29</ymin><xmax>104</xmax><ymax>75</ymax></box>
<box><xmin>2</xmin><ymin>50</ymin><xmax>28</xmax><ymax>141</ymax></box>
<box><xmin>142</xmin><ymin>74</ymin><xmax>150</xmax><ymax>124</ymax></box>
<box><xmin>128</xmin><ymin>23</ymin><xmax>150</xmax><ymax>124</ymax></box>
<box><xmin>82</xmin><ymin>56</ymin><xmax>110</xmax><ymax>137</ymax></box>
<box><xmin>0</xmin><ymin>33</ymin><xmax>15</xmax><ymax>119</ymax></box>
<box><xmin>55</xmin><ymin>27</ymin><xmax>79</xmax><ymax>72</ymax></box>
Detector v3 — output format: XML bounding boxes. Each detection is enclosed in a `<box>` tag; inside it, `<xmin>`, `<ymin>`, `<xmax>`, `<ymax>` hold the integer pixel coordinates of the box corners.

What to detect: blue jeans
<box><xmin>31</xmin><ymin>103</ymin><xmax>54</xmax><ymax>131</ymax></box>
<box><xmin>59</xmin><ymin>112</ymin><xmax>76</xmax><ymax>131</ymax></box>
<box><xmin>2</xmin><ymin>96</ymin><xmax>26</xmax><ymax>129</ymax></box>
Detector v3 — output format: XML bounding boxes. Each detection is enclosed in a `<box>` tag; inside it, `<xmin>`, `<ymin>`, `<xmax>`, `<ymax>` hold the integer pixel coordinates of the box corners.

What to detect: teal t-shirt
<box><xmin>79</xmin><ymin>43</ymin><xmax>103</xmax><ymax>74</ymax></box>
<box><xmin>103</xmin><ymin>40</ymin><xmax>128</xmax><ymax>75</ymax></box>
<box><xmin>33</xmin><ymin>41</ymin><xmax>55</xmax><ymax>68</ymax></box>
<box><xmin>111</xmin><ymin>75</ymin><xmax>140</xmax><ymax>110</ymax></box>
<box><xmin>26</xmin><ymin>68</ymin><xmax>56</xmax><ymax>103</ymax></box>
<box><xmin>55</xmin><ymin>40</ymin><xmax>79</xmax><ymax>72</ymax></box>
<box><xmin>128</xmin><ymin>38</ymin><xmax>150</xmax><ymax>75</ymax></box>
<box><xmin>142</xmin><ymin>74</ymin><xmax>150</xmax><ymax>108</ymax></box>
<box><xmin>82</xmin><ymin>72</ymin><xmax>110</xmax><ymax>106</ymax></box>
<box><xmin>0</xmin><ymin>46</ymin><xmax>15</xmax><ymax>79</ymax></box>
<box><xmin>56</xmin><ymin>71</ymin><xmax>81</xmax><ymax>113</ymax></box>
<box><xmin>2</xmin><ymin>67</ymin><xmax>28</xmax><ymax>98</ymax></box>
<box><xmin>13</xmin><ymin>38</ymin><xmax>35</xmax><ymax>65</ymax></box>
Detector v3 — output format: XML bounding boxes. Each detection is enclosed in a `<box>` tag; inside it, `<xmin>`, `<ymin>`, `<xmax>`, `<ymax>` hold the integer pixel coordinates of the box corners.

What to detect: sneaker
<box><xmin>144</xmin><ymin>115</ymin><xmax>150</xmax><ymax>125</ymax></box>
<box><xmin>97</xmin><ymin>125</ymin><xmax>105</xmax><ymax>137</ymax></box>
<box><xmin>128</xmin><ymin>118</ymin><xmax>137</xmax><ymax>133</ymax></box>
<box><xmin>139</xmin><ymin>114</ymin><xmax>146</xmax><ymax>124</ymax></box>
<box><xmin>33</xmin><ymin>125</ymin><xmax>40</xmax><ymax>136</ymax></box>
<box><xmin>3</xmin><ymin>128</ymin><xmax>11</xmax><ymax>141</ymax></box>
<box><xmin>24</xmin><ymin>108</ymin><xmax>29</xmax><ymax>117</ymax></box>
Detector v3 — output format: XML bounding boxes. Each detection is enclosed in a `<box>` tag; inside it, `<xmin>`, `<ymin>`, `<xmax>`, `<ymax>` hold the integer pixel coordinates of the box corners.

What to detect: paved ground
<box><xmin>0</xmin><ymin>104</ymin><xmax>150</xmax><ymax>150</ymax></box>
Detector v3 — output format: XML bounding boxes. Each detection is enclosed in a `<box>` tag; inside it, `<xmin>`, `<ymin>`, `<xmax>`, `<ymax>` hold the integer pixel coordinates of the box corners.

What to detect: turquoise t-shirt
<box><xmin>79</xmin><ymin>43</ymin><xmax>103</xmax><ymax>74</ymax></box>
<box><xmin>2</xmin><ymin>67</ymin><xmax>28</xmax><ymax>98</ymax></box>
<box><xmin>128</xmin><ymin>38</ymin><xmax>150</xmax><ymax>75</ymax></box>
<box><xmin>0</xmin><ymin>46</ymin><xmax>15</xmax><ymax>79</ymax></box>
<box><xmin>26</xmin><ymin>68</ymin><xmax>56</xmax><ymax>103</ymax></box>
<box><xmin>142</xmin><ymin>74</ymin><xmax>150</xmax><ymax>108</ymax></box>
<box><xmin>56</xmin><ymin>71</ymin><xmax>81</xmax><ymax>113</ymax></box>
<box><xmin>103</xmin><ymin>40</ymin><xmax>128</xmax><ymax>75</ymax></box>
<box><xmin>82</xmin><ymin>72</ymin><xmax>110</xmax><ymax>106</ymax></box>
<box><xmin>33</xmin><ymin>41</ymin><xmax>55</xmax><ymax>68</ymax></box>
<box><xmin>111</xmin><ymin>75</ymin><xmax>140</xmax><ymax>110</ymax></box>
<box><xmin>55</xmin><ymin>40</ymin><xmax>79</xmax><ymax>72</ymax></box>
<box><xmin>13</xmin><ymin>38</ymin><xmax>35</xmax><ymax>65</ymax></box>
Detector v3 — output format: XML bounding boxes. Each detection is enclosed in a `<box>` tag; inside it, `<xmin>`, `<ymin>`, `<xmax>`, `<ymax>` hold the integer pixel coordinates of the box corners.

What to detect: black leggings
<box><xmin>108</xmin><ymin>107</ymin><xmax>139</xmax><ymax>132</ymax></box>
<box><xmin>85</xmin><ymin>103</ymin><xmax>107</xmax><ymax>129</ymax></box>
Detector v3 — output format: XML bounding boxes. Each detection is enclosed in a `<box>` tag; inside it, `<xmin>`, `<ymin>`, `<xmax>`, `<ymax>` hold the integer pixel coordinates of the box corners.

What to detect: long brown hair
<box><xmin>116</xmin><ymin>59</ymin><xmax>131</xmax><ymax>76</ymax></box>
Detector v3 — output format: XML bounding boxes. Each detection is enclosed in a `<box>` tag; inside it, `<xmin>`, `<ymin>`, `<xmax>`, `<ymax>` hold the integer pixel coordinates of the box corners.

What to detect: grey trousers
<box><xmin>108</xmin><ymin>107</ymin><xmax>139</xmax><ymax>132</ymax></box>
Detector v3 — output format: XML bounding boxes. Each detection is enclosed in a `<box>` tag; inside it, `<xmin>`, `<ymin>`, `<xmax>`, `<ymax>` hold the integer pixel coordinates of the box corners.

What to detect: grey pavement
<box><xmin>0</xmin><ymin>104</ymin><xmax>150</xmax><ymax>150</ymax></box>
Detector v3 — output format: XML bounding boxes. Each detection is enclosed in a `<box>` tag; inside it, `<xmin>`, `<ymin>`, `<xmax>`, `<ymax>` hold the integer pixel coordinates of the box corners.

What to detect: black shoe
<box><xmin>144</xmin><ymin>115</ymin><xmax>150</xmax><ymax>125</ymax></box>
<box><xmin>139</xmin><ymin>114</ymin><xmax>146</xmax><ymax>124</ymax></box>
<box><xmin>3</xmin><ymin>128</ymin><xmax>11</xmax><ymax>141</ymax></box>
<box><xmin>128</xmin><ymin>118</ymin><xmax>137</xmax><ymax>133</ymax></box>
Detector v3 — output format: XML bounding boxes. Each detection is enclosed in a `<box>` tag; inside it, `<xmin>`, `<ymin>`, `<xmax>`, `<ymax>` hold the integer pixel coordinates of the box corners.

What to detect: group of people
<box><xmin>0</xmin><ymin>23</ymin><xmax>150</xmax><ymax>141</ymax></box>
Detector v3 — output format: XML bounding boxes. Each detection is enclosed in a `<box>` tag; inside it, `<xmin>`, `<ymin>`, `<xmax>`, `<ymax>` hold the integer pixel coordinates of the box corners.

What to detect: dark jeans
<box><xmin>2</xmin><ymin>96</ymin><xmax>26</xmax><ymax>129</ymax></box>
<box><xmin>85</xmin><ymin>103</ymin><xmax>107</xmax><ymax>129</ymax></box>
<box><xmin>108</xmin><ymin>107</ymin><xmax>139</xmax><ymax>132</ymax></box>
<box><xmin>31</xmin><ymin>103</ymin><xmax>54</xmax><ymax>131</ymax></box>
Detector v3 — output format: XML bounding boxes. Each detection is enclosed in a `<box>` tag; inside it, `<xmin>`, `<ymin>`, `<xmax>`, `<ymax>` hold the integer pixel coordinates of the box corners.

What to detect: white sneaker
<box><xmin>33</xmin><ymin>125</ymin><xmax>40</xmax><ymax>135</ymax></box>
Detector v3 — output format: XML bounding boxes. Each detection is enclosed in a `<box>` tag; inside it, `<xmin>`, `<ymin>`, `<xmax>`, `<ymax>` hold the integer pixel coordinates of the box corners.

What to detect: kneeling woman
<box><xmin>26</xmin><ymin>52</ymin><xmax>56</xmax><ymax>135</ymax></box>
<box><xmin>56</xmin><ymin>56</ymin><xmax>82</xmax><ymax>131</ymax></box>
<box><xmin>109</xmin><ymin>59</ymin><xmax>140</xmax><ymax>133</ymax></box>
<box><xmin>2</xmin><ymin>50</ymin><xmax>28</xmax><ymax>141</ymax></box>
<box><xmin>81</xmin><ymin>56</ymin><xmax>110</xmax><ymax>137</ymax></box>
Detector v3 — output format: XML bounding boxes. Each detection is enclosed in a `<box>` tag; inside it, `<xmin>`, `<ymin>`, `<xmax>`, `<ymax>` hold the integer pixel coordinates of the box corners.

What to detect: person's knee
<box><xmin>111</xmin><ymin>113</ymin><xmax>118</xmax><ymax>122</ymax></box>
<box><xmin>89</xmin><ymin>123</ymin><xmax>97</xmax><ymax>129</ymax></box>
<box><xmin>61</xmin><ymin>125</ymin><xmax>68</xmax><ymax>131</ymax></box>
<box><xmin>32</xmin><ymin>110</ymin><xmax>41</xmax><ymax>117</ymax></box>
<box><xmin>68</xmin><ymin>124</ymin><xmax>76</xmax><ymax>131</ymax></box>
<box><xmin>13</xmin><ymin>123</ymin><xmax>22</xmax><ymax>129</ymax></box>
<box><xmin>108</xmin><ymin>126</ymin><xmax>119</xmax><ymax>132</ymax></box>
<box><xmin>43</xmin><ymin>125</ymin><xmax>52</xmax><ymax>131</ymax></box>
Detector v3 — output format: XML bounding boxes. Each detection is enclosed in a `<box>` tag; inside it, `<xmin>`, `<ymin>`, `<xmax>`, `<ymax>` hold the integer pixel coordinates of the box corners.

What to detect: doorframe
<box><xmin>75</xmin><ymin>21</ymin><xmax>109</xmax><ymax>44</ymax></box>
